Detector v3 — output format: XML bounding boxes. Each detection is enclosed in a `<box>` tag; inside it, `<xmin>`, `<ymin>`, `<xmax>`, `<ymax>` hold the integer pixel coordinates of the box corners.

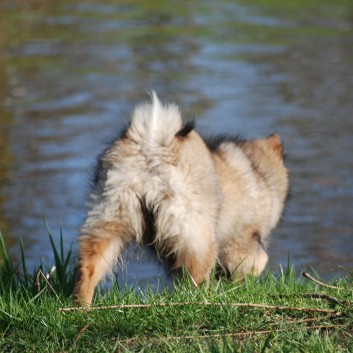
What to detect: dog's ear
<box><xmin>175</xmin><ymin>119</ymin><xmax>195</xmax><ymax>138</ymax></box>
<box><xmin>266</xmin><ymin>133</ymin><xmax>283</xmax><ymax>159</ymax></box>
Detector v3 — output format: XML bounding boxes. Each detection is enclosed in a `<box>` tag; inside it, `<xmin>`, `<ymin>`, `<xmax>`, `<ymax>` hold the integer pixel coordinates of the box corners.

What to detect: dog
<box><xmin>73</xmin><ymin>92</ymin><xmax>288</xmax><ymax>306</ymax></box>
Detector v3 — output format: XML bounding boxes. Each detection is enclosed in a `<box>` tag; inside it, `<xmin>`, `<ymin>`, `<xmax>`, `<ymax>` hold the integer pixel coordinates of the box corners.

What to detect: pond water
<box><xmin>1</xmin><ymin>0</ymin><xmax>353</xmax><ymax>285</ymax></box>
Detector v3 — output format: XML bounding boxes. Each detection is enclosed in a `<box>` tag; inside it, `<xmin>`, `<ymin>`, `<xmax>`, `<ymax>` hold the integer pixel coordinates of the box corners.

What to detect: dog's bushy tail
<box><xmin>128</xmin><ymin>91</ymin><xmax>190</xmax><ymax>147</ymax></box>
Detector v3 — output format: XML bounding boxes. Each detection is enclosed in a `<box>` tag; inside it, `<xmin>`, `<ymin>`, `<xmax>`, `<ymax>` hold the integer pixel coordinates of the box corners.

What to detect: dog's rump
<box><xmin>82</xmin><ymin>92</ymin><xmax>221</xmax><ymax>256</ymax></box>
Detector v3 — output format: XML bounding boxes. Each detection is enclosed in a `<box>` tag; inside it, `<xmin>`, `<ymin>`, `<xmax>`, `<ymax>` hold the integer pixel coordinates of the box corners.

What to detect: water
<box><xmin>1</xmin><ymin>0</ymin><xmax>352</xmax><ymax>284</ymax></box>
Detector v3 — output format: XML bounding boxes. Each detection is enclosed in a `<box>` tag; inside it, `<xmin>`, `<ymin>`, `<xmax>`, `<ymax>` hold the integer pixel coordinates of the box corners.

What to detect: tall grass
<box><xmin>0</xmin><ymin>224</ymin><xmax>75</xmax><ymax>297</ymax></box>
<box><xmin>0</xmin><ymin>228</ymin><xmax>352</xmax><ymax>352</ymax></box>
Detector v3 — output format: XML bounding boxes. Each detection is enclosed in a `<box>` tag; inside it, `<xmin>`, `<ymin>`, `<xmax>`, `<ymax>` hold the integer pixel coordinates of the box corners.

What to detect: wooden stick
<box><xmin>58</xmin><ymin>301</ymin><xmax>341</xmax><ymax>316</ymax></box>
<box><xmin>75</xmin><ymin>323</ymin><xmax>94</xmax><ymax>340</ymax></box>
<box><xmin>114</xmin><ymin>324</ymin><xmax>343</xmax><ymax>344</ymax></box>
<box><xmin>302</xmin><ymin>272</ymin><xmax>341</xmax><ymax>290</ymax></box>
<box><xmin>270</xmin><ymin>317</ymin><xmax>319</xmax><ymax>325</ymax></box>
<box><xmin>37</xmin><ymin>269</ymin><xmax>62</xmax><ymax>303</ymax></box>
<box><xmin>302</xmin><ymin>293</ymin><xmax>349</xmax><ymax>306</ymax></box>
<box><xmin>277</xmin><ymin>292</ymin><xmax>347</xmax><ymax>305</ymax></box>
<box><xmin>167</xmin><ymin>325</ymin><xmax>342</xmax><ymax>340</ymax></box>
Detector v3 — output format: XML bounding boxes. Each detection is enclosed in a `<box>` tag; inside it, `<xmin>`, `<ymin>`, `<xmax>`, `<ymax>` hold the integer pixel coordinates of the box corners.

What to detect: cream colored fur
<box><xmin>212</xmin><ymin>137</ymin><xmax>288</xmax><ymax>278</ymax></box>
<box><xmin>73</xmin><ymin>92</ymin><xmax>288</xmax><ymax>306</ymax></box>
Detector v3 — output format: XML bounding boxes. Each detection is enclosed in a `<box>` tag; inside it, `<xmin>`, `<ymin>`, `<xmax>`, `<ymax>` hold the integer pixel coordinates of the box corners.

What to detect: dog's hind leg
<box><xmin>73</xmin><ymin>227</ymin><xmax>126</xmax><ymax>307</ymax></box>
<box><xmin>155</xmin><ymin>203</ymin><xmax>218</xmax><ymax>286</ymax></box>
<box><xmin>74</xmin><ymin>192</ymin><xmax>144</xmax><ymax>306</ymax></box>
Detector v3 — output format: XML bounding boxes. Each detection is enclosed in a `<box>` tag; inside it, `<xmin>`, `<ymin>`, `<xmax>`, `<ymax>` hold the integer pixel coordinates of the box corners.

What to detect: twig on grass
<box><xmin>36</xmin><ymin>269</ymin><xmax>62</xmax><ymax>303</ymax></box>
<box><xmin>114</xmin><ymin>324</ymin><xmax>344</xmax><ymax>344</ymax></box>
<box><xmin>302</xmin><ymin>272</ymin><xmax>341</xmax><ymax>290</ymax></box>
<box><xmin>302</xmin><ymin>293</ymin><xmax>349</xmax><ymax>306</ymax></box>
<box><xmin>76</xmin><ymin>323</ymin><xmax>94</xmax><ymax>340</ymax></box>
<box><xmin>35</xmin><ymin>267</ymin><xmax>42</xmax><ymax>292</ymax></box>
<box><xmin>269</xmin><ymin>317</ymin><xmax>320</xmax><ymax>326</ymax></box>
<box><xmin>58</xmin><ymin>301</ymin><xmax>341</xmax><ymax>316</ymax></box>
<box><xmin>276</xmin><ymin>293</ymin><xmax>348</xmax><ymax>306</ymax></box>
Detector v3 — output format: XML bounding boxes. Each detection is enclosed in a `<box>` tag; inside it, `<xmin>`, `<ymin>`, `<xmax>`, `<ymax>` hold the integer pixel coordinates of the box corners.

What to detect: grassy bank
<box><xmin>0</xmin><ymin>232</ymin><xmax>352</xmax><ymax>352</ymax></box>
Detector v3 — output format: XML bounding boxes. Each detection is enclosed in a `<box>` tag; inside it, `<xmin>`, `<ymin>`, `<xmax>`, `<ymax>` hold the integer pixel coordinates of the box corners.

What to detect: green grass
<box><xmin>0</xmin><ymin>231</ymin><xmax>352</xmax><ymax>352</ymax></box>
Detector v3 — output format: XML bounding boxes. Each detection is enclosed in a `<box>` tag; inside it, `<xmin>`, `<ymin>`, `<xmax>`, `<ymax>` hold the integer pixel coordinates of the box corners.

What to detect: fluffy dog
<box><xmin>73</xmin><ymin>92</ymin><xmax>288</xmax><ymax>306</ymax></box>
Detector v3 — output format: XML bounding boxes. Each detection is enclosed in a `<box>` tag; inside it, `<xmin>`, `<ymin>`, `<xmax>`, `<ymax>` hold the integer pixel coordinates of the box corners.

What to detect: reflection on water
<box><xmin>0</xmin><ymin>0</ymin><xmax>352</xmax><ymax>284</ymax></box>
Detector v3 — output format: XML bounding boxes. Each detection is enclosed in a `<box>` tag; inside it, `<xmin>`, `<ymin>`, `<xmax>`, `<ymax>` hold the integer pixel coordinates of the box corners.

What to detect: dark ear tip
<box><xmin>175</xmin><ymin>119</ymin><xmax>195</xmax><ymax>137</ymax></box>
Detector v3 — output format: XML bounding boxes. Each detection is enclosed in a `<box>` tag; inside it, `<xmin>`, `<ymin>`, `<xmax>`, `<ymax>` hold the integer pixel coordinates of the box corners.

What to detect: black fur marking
<box><xmin>175</xmin><ymin>119</ymin><xmax>195</xmax><ymax>137</ymax></box>
<box><xmin>203</xmin><ymin>134</ymin><xmax>246</xmax><ymax>152</ymax></box>
<box><xmin>215</xmin><ymin>264</ymin><xmax>232</xmax><ymax>280</ymax></box>
<box><xmin>139</xmin><ymin>196</ymin><xmax>156</xmax><ymax>245</ymax></box>
<box><xmin>138</xmin><ymin>197</ymin><xmax>178</xmax><ymax>268</ymax></box>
